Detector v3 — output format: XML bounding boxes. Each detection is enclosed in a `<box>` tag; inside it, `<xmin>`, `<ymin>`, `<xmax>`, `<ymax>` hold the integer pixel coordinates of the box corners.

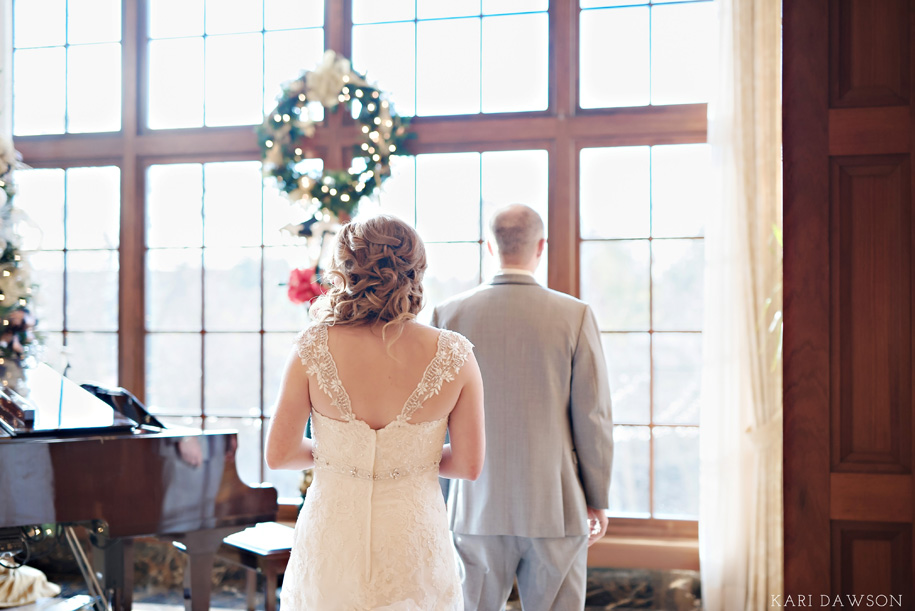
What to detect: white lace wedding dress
<box><xmin>280</xmin><ymin>323</ymin><xmax>472</xmax><ymax>610</ymax></box>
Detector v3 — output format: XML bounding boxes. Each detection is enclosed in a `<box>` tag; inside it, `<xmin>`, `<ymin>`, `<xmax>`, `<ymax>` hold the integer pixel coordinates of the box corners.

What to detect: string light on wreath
<box><xmin>257</xmin><ymin>50</ymin><xmax>413</xmax><ymax>221</ymax></box>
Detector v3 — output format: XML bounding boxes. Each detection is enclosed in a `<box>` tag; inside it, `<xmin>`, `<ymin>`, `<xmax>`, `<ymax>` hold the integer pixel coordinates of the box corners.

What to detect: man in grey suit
<box><xmin>432</xmin><ymin>204</ymin><xmax>614</xmax><ymax>611</ymax></box>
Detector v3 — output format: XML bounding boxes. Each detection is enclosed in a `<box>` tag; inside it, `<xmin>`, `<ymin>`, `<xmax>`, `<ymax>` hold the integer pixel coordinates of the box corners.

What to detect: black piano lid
<box><xmin>0</xmin><ymin>364</ymin><xmax>138</xmax><ymax>437</ymax></box>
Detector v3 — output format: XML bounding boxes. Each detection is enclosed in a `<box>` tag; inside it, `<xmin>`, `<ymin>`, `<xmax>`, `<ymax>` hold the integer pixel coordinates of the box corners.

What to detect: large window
<box><xmin>580</xmin><ymin>144</ymin><xmax>709</xmax><ymax>520</ymax></box>
<box><xmin>11</xmin><ymin>0</ymin><xmax>715</xmax><ymax>536</ymax></box>
<box><xmin>15</xmin><ymin>166</ymin><xmax>121</xmax><ymax>385</ymax></box>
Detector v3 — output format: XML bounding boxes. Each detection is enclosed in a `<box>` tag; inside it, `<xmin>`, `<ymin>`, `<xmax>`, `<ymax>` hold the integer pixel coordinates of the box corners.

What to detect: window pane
<box><xmin>148</xmin><ymin>38</ymin><xmax>204</xmax><ymax>129</ymax></box>
<box><xmin>651</xmin><ymin>2</ymin><xmax>718</xmax><ymax>105</ymax></box>
<box><xmin>147</xmin><ymin>164</ymin><xmax>204</xmax><ymax>248</ymax></box>
<box><xmin>204</xmin><ymin>248</ymin><xmax>261</xmax><ymax>331</ymax></box>
<box><xmin>580</xmin><ymin>241</ymin><xmax>650</xmax><ymax>331</ymax></box>
<box><xmin>602</xmin><ymin>333</ymin><xmax>650</xmax><ymax>424</ymax></box>
<box><xmin>352</xmin><ymin>23</ymin><xmax>416</xmax><ymax>117</ymax></box>
<box><xmin>263</xmin><ymin>332</ymin><xmax>296</xmax><ymax>417</ymax></box>
<box><xmin>205</xmin><ymin>0</ymin><xmax>263</xmax><ymax>34</ymax></box>
<box><xmin>147</xmin><ymin>333</ymin><xmax>202</xmax><ymax>415</ymax></box>
<box><xmin>652</xmin><ymin>239</ymin><xmax>703</xmax><ymax>331</ymax></box>
<box><xmin>148</xmin><ymin>0</ymin><xmax>204</xmax><ymax>38</ymax></box>
<box><xmin>66</xmin><ymin>250</ymin><xmax>119</xmax><ymax>332</ymax></box>
<box><xmin>264</xmin><ymin>460</ymin><xmax>306</xmax><ymax>502</ymax></box>
<box><xmin>416</xmin><ymin>153</ymin><xmax>480</xmax><ymax>242</ymax></box>
<box><xmin>41</xmin><ymin>332</ymin><xmax>66</xmax><ymax>373</ymax></box>
<box><xmin>147</xmin><ymin>249</ymin><xmax>202</xmax><ymax>332</ymax></box>
<box><xmin>481</xmin><ymin>149</ymin><xmax>548</xmax><ymax>235</ymax></box>
<box><xmin>653</xmin><ymin>333</ymin><xmax>701</xmax><ymax>425</ymax></box>
<box><xmin>264</xmin><ymin>247</ymin><xmax>311</xmax><ymax>333</ymax></box>
<box><xmin>353</xmin><ymin>0</ymin><xmax>415</xmax><ymax>24</ymax></box>
<box><xmin>158</xmin><ymin>415</ymin><xmax>203</xmax><ymax>430</ymax></box>
<box><xmin>482</xmin><ymin>14</ymin><xmax>548</xmax><ymax>113</ymax></box>
<box><xmin>580</xmin><ymin>146</ymin><xmax>650</xmax><ymax>239</ymax></box>
<box><xmin>580</xmin><ymin>7</ymin><xmax>649</xmax><ymax>109</ymax></box>
<box><xmin>207</xmin><ymin>416</ymin><xmax>262</xmax><ymax>486</ymax></box>
<box><xmin>204</xmin><ymin>333</ymin><xmax>260</xmax><ymax>416</ymax></box>
<box><xmin>68</xmin><ymin>0</ymin><xmax>121</xmax><ymax>44</ymax></box>
<box><xmin>266</xmin><ymin>0</ymin><xmax>324</xmax><ymax>30</ymax></box>
<box><xmin>417</xmin><ymin>19</ymin><xmax>481</xmax><ymax>116</ymax></box>
<box><xmin>13</xmin><ymin>47</ymin><xmax>66</xmax><ymax>136</ymax></box>
<box><xmin>263</xmin><ymin>182</ymin><xmax>308</xmax><ymax>247</ymax></box>
<box><xmin>608</xmin><ymin>425</ymin><xmax>650</xmax><ymax>517</ymax></box>
<box><xmin>417</xmin><ymin>0</ymin><xmax>480</xmax><ymax>19</ymax></box>
<box><xmin>203</xmin><ymin>162</ymin><xmax>262</xmax><ymax>248</ymax></box>
<box><xmin>64</xmin><ymin>332</ymin><xmax>117</xmax><ymax>387</ymax></box>
<box><xmin>654</xmin><ymin>426</ymin><xmax>699</xmax><ymax>519</ymax></box>
<box><xmin>66</xmin><ymin>166</ymin><xmax>120</xmax><ymax>250</ymax></box>
<box><xmin>364</xmin><ymin>155</ymin><xmax>416</xmax><ymax>223</ymax></box>
<box><xmin>205</xmin><ymin>34</ymin><xmax>263</xmax><ymax>127</ymax></box>
<box><xmin>581</xmin><ymin>0</ymin><xmax>646</xmax><ymax>6</ymax></box>
<box><xmin>421</xmin><ymin>243</ymin><xmax>481</xmax><ymax>324</ymax></box>
<box><xmin>651</xmin><ymin>144</ymin><xmax>711</xmax><ymax>238</ymax></box>
<box><xmin>67</xmin><ymin>44</ymin><xmax>122</xmax><ymax>133</ymax></box>
<box><xmin>16</xmin><ymin>169</ymin><xmax>65</xmax><ymax>250</ymax></box>
<box><xmin>484</xmin><ymin>0</ymin><xmax>549</xmax><ymax>14</ymax></box>
<box><xmin>26</xmin><ymin>251</ymin><xmax>65</xmax><ymax>330</ymax></box>
<box><xmin>13</xmin><ymin>0</ymin><xmax>66</xmax><ymax>48</ymax></box>
<box><xmin>264</xmin><ymin>29</ymin><xmax>325</xmax><ymax>115</ymax></box>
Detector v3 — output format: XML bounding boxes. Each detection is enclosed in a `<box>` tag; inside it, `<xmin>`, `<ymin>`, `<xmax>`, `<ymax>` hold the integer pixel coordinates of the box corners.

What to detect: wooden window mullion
<box><xmin>118</xmin><ymin>0</ymin><xmax>145</xmax><ymax>397</ymax></box>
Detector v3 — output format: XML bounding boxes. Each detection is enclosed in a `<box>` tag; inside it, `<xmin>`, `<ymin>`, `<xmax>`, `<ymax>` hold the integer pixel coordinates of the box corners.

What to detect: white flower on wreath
<box><xmin>305</xmin><ymin>50</ymin><xmax>366</xmax><ymax>108</ymax></box>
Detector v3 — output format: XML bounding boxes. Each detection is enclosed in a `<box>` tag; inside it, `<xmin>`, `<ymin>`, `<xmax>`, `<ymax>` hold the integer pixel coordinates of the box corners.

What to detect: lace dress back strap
<box><xmin>400</xmin><ymin>329</ymin><xmax>474</xmax><ymax>422</ymax></box>
<box><xmin>294</xmin><ymin>324</ymin><xmax>354</xmax><ymax>421</ymax></box>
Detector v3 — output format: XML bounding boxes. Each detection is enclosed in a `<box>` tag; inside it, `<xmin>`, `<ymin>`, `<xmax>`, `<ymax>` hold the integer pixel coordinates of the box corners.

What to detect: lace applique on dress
<box><xmin>400</xmin><ymin>330</ymin><xmax>474</xmax><ymax>422</ymax></box>
<box><xmin>294</xmin><ymin>324</ymin><xmax>353</xmax><ymax>421</ymax></box>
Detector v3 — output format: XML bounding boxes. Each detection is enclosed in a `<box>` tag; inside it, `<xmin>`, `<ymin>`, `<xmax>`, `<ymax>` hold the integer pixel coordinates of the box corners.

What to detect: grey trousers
<box><xmin>453</xmin><ymin>533</ymin><xmax>589</xmax><ymax>611</ymax></box>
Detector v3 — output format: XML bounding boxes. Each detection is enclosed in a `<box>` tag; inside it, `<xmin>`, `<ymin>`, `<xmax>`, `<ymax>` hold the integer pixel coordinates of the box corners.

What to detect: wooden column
<box><xmin>784</xmin><ymin>0</ymin><xmax>915</xmax><ymax>602</ymax></box>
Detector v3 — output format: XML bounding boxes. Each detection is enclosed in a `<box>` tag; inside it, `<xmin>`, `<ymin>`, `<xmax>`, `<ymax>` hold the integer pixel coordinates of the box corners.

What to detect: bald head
<box><xmin>488</xmin><ymin>204</ymin><xmax>545</xmax><ymax>267</ymax></box>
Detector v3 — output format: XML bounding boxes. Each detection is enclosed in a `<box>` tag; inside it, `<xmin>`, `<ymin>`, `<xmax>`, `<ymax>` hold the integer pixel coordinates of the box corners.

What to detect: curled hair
<box><xmin>310</xmin><ymin>215</ymin><xmax>426</xmax><ymax>342</ymax></box>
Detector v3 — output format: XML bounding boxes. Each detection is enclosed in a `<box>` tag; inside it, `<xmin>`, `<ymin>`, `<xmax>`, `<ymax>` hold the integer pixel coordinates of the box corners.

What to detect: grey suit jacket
<box><xmin>432</xmin><ymin>274</ymin><xmax>613</xmax><ymax>538</ymax></box>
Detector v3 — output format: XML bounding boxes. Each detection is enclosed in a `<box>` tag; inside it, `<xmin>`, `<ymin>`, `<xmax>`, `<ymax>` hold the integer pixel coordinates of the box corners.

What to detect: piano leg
<box><xmin>93</xmin><ymin>538</ymin><xmax>135</xmax><ymax>611</ymax></box>
<box><xmin>175</xmin><ymin>527</ymin><xmax>242</xmax><ymax>611</ymax></box>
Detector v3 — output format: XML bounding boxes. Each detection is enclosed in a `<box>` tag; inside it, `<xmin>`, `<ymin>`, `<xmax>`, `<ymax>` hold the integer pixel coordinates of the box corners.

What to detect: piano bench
<box><xmin>217</xmin><ymin>522</ymin><xmax>295</xmax><ymax>611</ymax></box>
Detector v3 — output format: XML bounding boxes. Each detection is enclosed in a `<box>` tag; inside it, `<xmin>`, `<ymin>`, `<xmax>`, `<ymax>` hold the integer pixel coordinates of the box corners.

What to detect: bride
<box><xmin>265</xmin><ymin>215</ymin><xmax>485</xmax><ymax>610</ymax></box>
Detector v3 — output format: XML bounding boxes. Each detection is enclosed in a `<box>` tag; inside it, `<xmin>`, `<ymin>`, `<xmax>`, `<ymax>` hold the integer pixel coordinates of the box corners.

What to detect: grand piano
<box><xmin>0</xmin><ymin>364</ymin><xmax>279</xmax><ymax>611</ymax></box>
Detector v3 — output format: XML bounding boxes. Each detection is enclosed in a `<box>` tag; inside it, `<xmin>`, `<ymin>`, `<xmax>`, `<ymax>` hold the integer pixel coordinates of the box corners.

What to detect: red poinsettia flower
<box><xmin>287</xmin><ymin>266</ymin><xmax>326</xmax><ymax>305</ymax></box>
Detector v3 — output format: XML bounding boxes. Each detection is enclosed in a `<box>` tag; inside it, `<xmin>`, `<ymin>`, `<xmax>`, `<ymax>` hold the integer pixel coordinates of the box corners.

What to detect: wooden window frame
<box><xmin>13</xmin><ymin>0</ymin><xmax>707</xmax><ymax>564</ymax></box>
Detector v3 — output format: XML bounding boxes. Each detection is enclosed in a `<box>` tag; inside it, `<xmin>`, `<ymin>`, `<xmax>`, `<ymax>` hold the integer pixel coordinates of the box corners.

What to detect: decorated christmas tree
<box><xmin>0</xmin><ymin>137</ymin><xmax>38</xmax><ymax>383</ymax></box>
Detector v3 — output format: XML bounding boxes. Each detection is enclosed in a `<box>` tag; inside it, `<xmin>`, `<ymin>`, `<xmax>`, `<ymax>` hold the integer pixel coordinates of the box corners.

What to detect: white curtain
<box><xmin>699</xmin><ymin>0</ymin><xmax>783</xmax><ymax>609</ymax></box>
<box><xmin>1</xmin><ymin>0</ymin><xmax>11</xmax><ymax>136</ymax></box>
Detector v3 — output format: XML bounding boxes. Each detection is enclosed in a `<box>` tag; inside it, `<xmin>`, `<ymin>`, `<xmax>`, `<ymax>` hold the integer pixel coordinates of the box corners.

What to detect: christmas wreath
<box><xmin>257</xmin><ymin>50</ymin><xmax>412</xmax><ymax>221</ymax></box>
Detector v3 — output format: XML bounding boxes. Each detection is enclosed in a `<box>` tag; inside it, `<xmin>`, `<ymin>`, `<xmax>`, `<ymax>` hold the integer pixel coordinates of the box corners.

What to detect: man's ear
<box><xmin>486</xmin><ymin>241</ymin><xmax>495</xmax><ymax>257</ymax></box>
<box><xmin>536</xmin><ymin>238</ymin><xmax>546</xmax><ymax>257</ymax></box>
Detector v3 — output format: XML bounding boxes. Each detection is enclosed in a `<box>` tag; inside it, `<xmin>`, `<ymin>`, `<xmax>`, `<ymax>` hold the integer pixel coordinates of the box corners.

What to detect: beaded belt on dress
<box><xmin>313</xmin><ymin>455</ymin><xmax>440</xmax><ymax>480</ymax></box>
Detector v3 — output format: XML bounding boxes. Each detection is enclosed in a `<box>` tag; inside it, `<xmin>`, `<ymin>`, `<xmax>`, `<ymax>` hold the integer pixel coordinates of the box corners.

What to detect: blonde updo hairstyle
<box><xmin>310</xmin><ymin>215</ymin><xmax>426</xmax><ymax>343</ymax></box>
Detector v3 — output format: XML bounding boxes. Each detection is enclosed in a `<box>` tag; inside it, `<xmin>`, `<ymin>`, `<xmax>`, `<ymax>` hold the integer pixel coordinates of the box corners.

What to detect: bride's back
<box><xmin>269</xmin><ymin>214</ymin><xmax>482</xmax><ymax>609</ymax></box>
<box><xmin>311</xmin><ymin>322</ymin><xmax>462</xmax><ymax>429</ymax></box>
